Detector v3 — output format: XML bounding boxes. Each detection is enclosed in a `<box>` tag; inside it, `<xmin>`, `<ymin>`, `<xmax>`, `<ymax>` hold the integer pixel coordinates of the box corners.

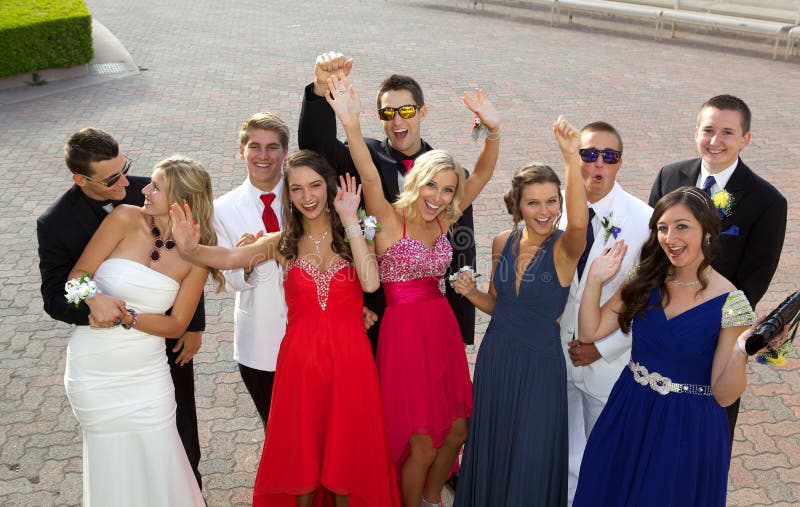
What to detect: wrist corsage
<box><xmin>471</xmin><ymin>117</ymin><xmax>487</xmax><ymax>142</ymax></box>
<box><xmin>345</xmin><ymin>209</ymin><xmax>382</xmax><ymax>244</ymax></box>
<box><xmin>448</xmin><ymin>265</ymin><xmax>481</xmax><ymax>287</ymax></box>
<box><xmin>64</xmin><ymin>273</ymin><xmax>98</xmax><ymax>308</ymax></box>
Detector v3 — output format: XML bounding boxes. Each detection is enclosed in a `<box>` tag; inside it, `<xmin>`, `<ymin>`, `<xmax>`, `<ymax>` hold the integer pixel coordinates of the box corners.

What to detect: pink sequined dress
<box><xmin>253</xmin><ymin>258</ymin><xmax>400</xmax><ymax>507</ymax></box>
<box><xmin>377</xmin><ymin>219</ymin><xmax>473</xmax><ymax>470</ymax></box>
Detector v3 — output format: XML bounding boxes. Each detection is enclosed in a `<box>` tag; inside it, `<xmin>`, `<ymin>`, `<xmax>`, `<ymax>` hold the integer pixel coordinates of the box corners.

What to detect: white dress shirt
<box><xmin>212</xmin><ymin>177</ymin><xmax>287</xmax><ymax>371</ymax></box>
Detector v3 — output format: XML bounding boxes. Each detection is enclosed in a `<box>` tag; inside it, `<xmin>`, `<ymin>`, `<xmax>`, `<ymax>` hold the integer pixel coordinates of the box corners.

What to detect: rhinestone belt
<box><xmin>628</xmin><ymin>361</ymin><xmax>713</xmax><ymax>396</ymax></box>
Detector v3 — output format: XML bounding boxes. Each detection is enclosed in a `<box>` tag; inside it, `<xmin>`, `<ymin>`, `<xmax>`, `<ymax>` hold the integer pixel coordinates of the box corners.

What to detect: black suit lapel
<box><xmin>719</xmin><ymin>159</ymin><xmax>751</xmax><ymax>227</ymax></box>
<box><xmin>678</xmin><ymin>159</ymin><xmax>702</xmax><ymax>187</ymax></box>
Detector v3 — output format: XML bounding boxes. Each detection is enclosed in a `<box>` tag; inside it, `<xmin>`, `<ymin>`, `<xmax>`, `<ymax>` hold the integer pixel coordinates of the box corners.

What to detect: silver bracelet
<box><xmin>486</xmin><ymin>126</ymin><xmax>501</xmax><ymax>141</ymax></box>
<box><xmin>735</xmin><ymin>339</ymin><xmax>748</xmax><ymax>358</ymax></box>
<box><xmin>344</xmin><ymin>224</ymin><xmax>363</xmax><ymax>240</ymax></box>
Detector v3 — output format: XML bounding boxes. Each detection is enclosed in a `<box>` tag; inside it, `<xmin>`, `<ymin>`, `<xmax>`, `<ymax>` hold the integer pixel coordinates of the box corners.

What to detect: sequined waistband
<box><xmin>628</xmin><ymin>361</ymin><xmax>713</xmax><ymax>396</ymax></box>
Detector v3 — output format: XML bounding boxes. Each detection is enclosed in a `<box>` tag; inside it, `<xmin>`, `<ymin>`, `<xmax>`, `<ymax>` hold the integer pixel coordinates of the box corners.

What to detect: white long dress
<box><xmin>64</xmin><ymin>258</ymin><xmax>204</xmax><ymax>506</ymax></box>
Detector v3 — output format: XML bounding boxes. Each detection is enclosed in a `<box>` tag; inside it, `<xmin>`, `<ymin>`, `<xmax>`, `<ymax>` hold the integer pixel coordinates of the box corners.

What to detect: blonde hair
<box><xmin>156</xmin><ymin>155</ymin><xmax>225</xmax><ymax>291</ymax></box>
<box><xmin>393</xmin><ymin>149</ymin><xmax>465</xmax><ymax>223</ymax></box>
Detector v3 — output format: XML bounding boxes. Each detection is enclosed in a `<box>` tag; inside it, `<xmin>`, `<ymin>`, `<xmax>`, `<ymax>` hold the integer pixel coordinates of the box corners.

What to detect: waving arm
<box><xmin>170</xmin><ymin>202</ymin><xmax>281</xmax><ymax>270</ymax></box>
<box><xmin>460</xmin><ymin>89</ymin><xmax>502</xmax><ymax>210</ymax></box>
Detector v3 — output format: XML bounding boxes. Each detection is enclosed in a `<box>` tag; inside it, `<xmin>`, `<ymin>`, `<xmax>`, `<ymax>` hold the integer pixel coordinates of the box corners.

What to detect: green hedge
<box><xmin>0</xmin><ymin>0</ymin><xmax>93</xmax><ymax>78</ymax></box>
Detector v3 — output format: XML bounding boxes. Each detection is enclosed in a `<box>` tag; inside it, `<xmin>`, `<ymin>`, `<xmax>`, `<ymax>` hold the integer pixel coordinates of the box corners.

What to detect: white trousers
<box><xmin>566</xmin><ymin>378</ymin><xmax>607</xmax><ymax>506</ymax></box>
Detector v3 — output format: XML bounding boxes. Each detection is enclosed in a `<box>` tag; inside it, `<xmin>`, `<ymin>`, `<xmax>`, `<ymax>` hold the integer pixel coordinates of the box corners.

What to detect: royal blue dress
<box><xmin>573</xmin><ymin>288</ymin><xmax>754</xmax><ymax>507</ymax></box>
<box><xmin>455</xmin><ymin>230</ymin><xmax>569</xmax><ymax>507</ymax></box>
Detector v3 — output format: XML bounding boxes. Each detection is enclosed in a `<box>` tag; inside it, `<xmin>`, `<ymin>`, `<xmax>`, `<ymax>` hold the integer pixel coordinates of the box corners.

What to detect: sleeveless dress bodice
<box><xmin>456</xmin><ymin>229</ymin><xmax>570</xmax><ymax>507</ymax></box>
<box><xmin>65</xmin><ymin>258</ymin><xmax>203</xmax><ymax>507</ymax></box>
<box><xmin>253</xmin><ymin>258</ymin><xmax>400</xmax><ymax>506</ymax></box>
<box><xmin>376</xmin><ymin>228</ymin><xmax>472</xmax><ymax>471</ymax></box>
<box><xmin>379</xmin><ymin>235</ymin><xmax>452</xmax><ymax>306</ymax></box>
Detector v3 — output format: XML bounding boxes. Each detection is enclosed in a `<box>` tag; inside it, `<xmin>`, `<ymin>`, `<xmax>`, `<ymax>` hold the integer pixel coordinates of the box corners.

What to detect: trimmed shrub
<box><xmin>0</xmin><ymin>0</ymin><xmax>93</xmax><ymax>78</ymax></box>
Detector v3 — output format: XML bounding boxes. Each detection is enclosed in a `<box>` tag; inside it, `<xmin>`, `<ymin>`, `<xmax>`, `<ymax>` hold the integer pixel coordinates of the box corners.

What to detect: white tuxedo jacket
<box><xmin>212</xmin><ymin>178</ymin><xmax>287</xmax><ymax>371</ymax></box>
<box><xmin>560</xmin><ymin>183</ymin><xmax>652</xmax><ymax>400</ymax></box>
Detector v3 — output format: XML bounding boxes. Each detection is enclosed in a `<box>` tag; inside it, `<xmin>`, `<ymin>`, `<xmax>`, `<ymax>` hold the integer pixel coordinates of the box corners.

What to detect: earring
<box><xmin>446</xmin><ymin>204</ymin><xmax>453</xmax><ymax>216</ymax></box>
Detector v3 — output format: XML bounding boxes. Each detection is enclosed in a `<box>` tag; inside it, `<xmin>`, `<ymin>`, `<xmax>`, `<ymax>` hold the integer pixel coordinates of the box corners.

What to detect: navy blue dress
<box><xmin>573</xmin><ymin>289</ymin><xmax>754</xmax><ymax>507</ymax></box>
<box><xmin>455</xmin><ymin>230</ymin><xmax>569</xmax><ymax>507</ymax></box>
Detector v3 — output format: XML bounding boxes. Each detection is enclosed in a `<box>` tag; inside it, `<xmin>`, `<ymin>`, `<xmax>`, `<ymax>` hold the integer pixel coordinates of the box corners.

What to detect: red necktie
<box><xmin>401</xmin><ymin>159</ymin><xmax>414</xmax><ymax>176</ymax></box>
<box><xmin>260</xmin><ymin>193</ymin><xmax>280</xmax><ymax>233</ymax></box>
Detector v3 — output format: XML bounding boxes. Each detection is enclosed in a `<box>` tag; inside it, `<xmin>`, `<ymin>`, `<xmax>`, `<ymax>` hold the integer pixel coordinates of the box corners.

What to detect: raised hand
<box><xmin>463</xmin><ymin>88</ymin><xmax>501</xmax><ymax>133</ymax></box>
<box><xmin>553</xmin><ymin>115</ymin><xmax>580</xmax><ymax>156</ymax></box>
<box><xmin>236</xmin><ymin>230</ymin><xmax>264</xmax><ymax>248</ymax></box>
<box><xmin>333</xmin><ymin>173</ymin><xmax>362</xmax><ymax>225</ymax></box>
<box><xmin>587</xmin><ymin>239</ymin><xmax>627</xmax><ymax>284</ymax></box>
<box><xmin>169</xmin><ymin>201</ymin><xmax>201</xmax><ymax>255</ymax></box>
<box><xmin>314</xmin><ymin>51</ymin><xmax>353</xmax><ymax>97</ymax></box>
<box><xmin>324</xmin><ymin>74</ymin><xmax>361</xmax><ymax>127</ymax></box>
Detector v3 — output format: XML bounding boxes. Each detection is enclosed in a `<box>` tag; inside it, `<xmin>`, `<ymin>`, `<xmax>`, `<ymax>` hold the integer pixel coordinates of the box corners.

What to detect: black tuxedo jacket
<box><xmin>37</xmin><ymin>176</ymin><xmax>205</xmax><ymax>331</ymax></box>
<box><xmin>648</xmin><ymin>158</ymin><xmax>787</xmax><ymax>306</ymax></box>
<box><xmin>299</xmin><ymin>83</ymin><xmax>476</xmax><ymax>342</ymax></box>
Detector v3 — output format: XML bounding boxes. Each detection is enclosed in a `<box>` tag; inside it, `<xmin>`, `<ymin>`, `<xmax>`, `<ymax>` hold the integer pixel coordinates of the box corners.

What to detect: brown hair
<box><xmin>376</xmin><ymin>74</ymin><xmax>425</xmax><ymax>110</ymax></box>
<box><xmin>238</xmin><ymin>112</ymin><xmax>290</xmax><ymax>150</ymax></box>
<box><xmin>503</xmin><ymin>163</ymin><xmax>563</xmax><ymax>229</ymax></box>
<box><xmin>64</xmin><ymin>128</ymin><xmax>119</xmax><ymax>176</ymax></box>
<box><xmin>581</xmin><ymin>121</ymin><xmax>623</xmax><ymax>153</ymax></box>
<box><xmin>618</xmin><ymin>186</ymin><xmax>720</xmax><ymax>332</ymax></box>
<box><xmin>278</xmin><ymin>150</ymin><xmax>350</xmax><ymax>261</ymax></box>
<box><xmin>697</xmin><ymin>94</ymin><xmax>751</xmax><ymax>134</ymax></box>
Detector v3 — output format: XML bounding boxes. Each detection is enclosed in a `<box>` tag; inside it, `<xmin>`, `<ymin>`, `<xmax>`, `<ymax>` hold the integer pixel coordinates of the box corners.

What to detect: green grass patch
<box><xmin>0</xmin><ymin>0</ymin><xmax>93</xmax><ymax>78</ymax></box>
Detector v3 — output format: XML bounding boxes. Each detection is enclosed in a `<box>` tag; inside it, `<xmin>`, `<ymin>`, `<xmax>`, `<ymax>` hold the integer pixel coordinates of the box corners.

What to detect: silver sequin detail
<box><xmin>629</xmin><ymin>361</ymin><xmax>713</xmax><ymax>396</ymax></box>
<box><xmin>721</xmin><ymin>290</ymin><xmax>756</xmax><ymax>328</ymax></box>
<box><xmin>288</xmin><ymin>258</ymin><xmax>349</xmax><ymax>311</ymax></box>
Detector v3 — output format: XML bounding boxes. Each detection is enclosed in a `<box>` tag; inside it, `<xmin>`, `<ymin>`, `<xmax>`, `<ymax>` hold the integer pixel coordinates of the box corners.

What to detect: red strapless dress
<box><xmin>253</xmin><ymin>259</ymin><xmax>400</xmax><ymax>507</ymax></box>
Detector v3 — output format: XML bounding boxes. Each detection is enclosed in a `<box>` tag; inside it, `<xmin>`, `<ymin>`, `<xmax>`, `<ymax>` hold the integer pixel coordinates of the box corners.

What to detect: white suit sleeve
<box><xmin>213</xmin><ymin>214</ymin><xmax>257</xmax><ymax>293</ymax></box>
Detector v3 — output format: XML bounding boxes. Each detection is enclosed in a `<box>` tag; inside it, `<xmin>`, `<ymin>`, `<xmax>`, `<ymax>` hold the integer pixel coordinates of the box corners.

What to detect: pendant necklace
<box><xmin>150</xmin><ymin>217</ymin><xmax>176</xmax><ymax>261</ymax></box>
<box><xmin>306</xmin><ymin>229</ymin><xmax>328</xmax><ymax>256</ymax></box>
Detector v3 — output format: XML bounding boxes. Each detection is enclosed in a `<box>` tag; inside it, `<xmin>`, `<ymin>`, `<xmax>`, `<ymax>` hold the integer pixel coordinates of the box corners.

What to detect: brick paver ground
<box><xmin>1</xmin><ymin>1</ymin><xmax>798</xmax><ymax>505</ymax></box>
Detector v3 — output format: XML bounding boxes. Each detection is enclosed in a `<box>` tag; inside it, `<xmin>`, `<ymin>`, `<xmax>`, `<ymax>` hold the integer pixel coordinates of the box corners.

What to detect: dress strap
<box><xmin>402</xmin><ymin>209</ymin><xmax>407</xmax><ymax>238</ymax></box>
<box><xmin>435</xmin><ymin>216</ymin><xmax>444</xmax><ymax>235</ymax></box>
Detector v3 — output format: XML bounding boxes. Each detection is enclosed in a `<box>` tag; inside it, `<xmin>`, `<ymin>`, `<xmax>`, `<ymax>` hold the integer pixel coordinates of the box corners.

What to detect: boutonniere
<box><xmin>756</xmin><ymin>338</ymin><xmax>793</xmax><ymax>367</ymax></box>
<box><xmin>600</xmin><ymin>212</ymin><xmax>622</xmax><ymax>243</ymax></box>
<box><xmin>711</xmin><ymin>189</ymin><xmax>735</xmax><ymax>218</ymax></box>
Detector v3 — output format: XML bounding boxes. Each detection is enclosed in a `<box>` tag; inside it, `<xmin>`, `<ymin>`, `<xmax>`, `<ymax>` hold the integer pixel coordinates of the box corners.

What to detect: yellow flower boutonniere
<box><xmin>711</xmin><ymin>189</ymin><xmax>734</xmax><ymax>218</ymax></box>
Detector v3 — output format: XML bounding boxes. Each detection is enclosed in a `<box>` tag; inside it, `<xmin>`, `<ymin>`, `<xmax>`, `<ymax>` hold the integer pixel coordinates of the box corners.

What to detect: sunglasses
<box><xmin>378</xmin><ymin>104</ymin><xmax>419</xmax><ymax>121</ymax></box>
<box><xmin>578</xmin><ymin>148</ymin><xmax>622</xmax><ymax>165</ymax></box>
<box><xmin>84</xmin><ymin>158</ymin><xmax>132</xmax><ymax>187</ymax></box>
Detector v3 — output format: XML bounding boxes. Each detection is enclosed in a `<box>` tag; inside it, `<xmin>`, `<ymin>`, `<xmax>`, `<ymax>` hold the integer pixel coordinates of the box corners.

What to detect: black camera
<box><xmin>745</xmin><ymin>290</ymin><xmax>800</xmax><ymax>355</ymax></box>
